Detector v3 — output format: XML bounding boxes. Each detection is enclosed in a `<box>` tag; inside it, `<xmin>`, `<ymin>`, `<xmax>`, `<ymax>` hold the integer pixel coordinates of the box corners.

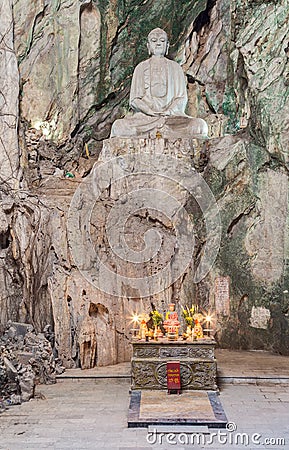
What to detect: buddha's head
<box><xmin>147</xmin><ymin>28</ymin><xmax>169</xmax><ymax>57</ymax></box>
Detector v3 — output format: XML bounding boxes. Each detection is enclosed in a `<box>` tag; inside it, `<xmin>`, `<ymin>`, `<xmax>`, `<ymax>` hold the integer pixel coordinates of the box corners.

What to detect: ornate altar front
<box><xmin>131</xmin><ymin>339</ymin><xmax>217</xmax><ymax>391</ymax></box>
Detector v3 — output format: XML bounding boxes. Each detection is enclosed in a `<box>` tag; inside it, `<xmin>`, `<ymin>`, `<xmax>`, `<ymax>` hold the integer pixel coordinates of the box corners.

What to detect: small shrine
<box><xmin>163</xmin><ymin>303</ymin><xmax>180</xmax><ymax>339</ymax></box>
<box><xmin>129</xmin><ymin>303</ymin><xmax>217</xmax><ymax>392</ymax></box>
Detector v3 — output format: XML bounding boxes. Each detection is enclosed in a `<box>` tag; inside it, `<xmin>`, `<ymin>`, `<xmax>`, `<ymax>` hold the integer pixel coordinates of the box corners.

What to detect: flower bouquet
<box><xmin>151</xmin><ymin>310</ymin><xmax>163</xmax><ymax>326</ymax></box>
<box><xmin>182</xmin><ymin>305</ymin><xmax>195</xmax><ymax>327</ymax></box>
<box><xmin>151</xmin><ymin>310</ymin><xmax>163</xmax><ymax>340</ymax></box>
<box><xmin>182</xmin><ymin>305</ymin><xmax>197</xmax><ymax>339</ymax></box>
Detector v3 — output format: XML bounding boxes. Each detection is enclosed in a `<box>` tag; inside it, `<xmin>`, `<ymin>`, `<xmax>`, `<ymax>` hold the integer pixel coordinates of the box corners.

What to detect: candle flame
<box><xmin>130</xmin><ymin>313</ymin><xmax>141</xmax><ymax>325</ymax></box>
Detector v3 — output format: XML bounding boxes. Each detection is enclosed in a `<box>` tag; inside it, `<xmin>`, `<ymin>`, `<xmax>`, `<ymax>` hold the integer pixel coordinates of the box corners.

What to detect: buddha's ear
<box><xmin>166</xmin><ymin>42</ymin><xmax>170</xmax><ymax>55</ymax></box>
<box><xmin>147</xmin><ymin>42</ymin><xmax>152</xmax><ymax>56</ymax></box>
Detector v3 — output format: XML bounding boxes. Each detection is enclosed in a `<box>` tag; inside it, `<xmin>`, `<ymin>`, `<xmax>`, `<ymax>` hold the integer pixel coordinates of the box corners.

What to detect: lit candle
<box><xmin>206</xmin><ymin>315</ymin><xmax>212</xmax><ymax>337</ymax></box>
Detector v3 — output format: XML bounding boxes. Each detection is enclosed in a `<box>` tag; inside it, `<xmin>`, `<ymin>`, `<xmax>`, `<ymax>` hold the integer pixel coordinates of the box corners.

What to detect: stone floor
<box><xmin>0</xmin><ymin>350</ymin><xmax>289</xmax><ymax>450</ymax></box>
<box><xmin>216</xmin><ymin>349</ymin><xmax>289</xmax><ymax>381</ymax></box>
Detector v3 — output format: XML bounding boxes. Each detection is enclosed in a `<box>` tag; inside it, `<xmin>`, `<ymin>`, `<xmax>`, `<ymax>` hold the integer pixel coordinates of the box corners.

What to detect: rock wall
<box><xmin>0</xmin><ymin>0</ymin><xmax>288</xmax><ymax>365</ymax></box>
<box><xmin>180</xmin><ymin>0</ymin><xmax>289</xmax><ymax>351</ymax></box>
<box><xmin>0</xmin><ymin>0</ymin><xmax>20</xmax><ymax>188</ymax></box>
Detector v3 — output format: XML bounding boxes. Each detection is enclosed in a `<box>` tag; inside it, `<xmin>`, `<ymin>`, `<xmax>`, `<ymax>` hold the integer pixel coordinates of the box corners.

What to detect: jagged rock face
<box><xmin>0</xmin><ymin>193</ymin><xmax>54</xmax><ymax>330</ymax></box>
<box><xmin>202</xmin><ymin>136</ymin><xmax>289</xmax><ymax>351</ymax></box>
<box><xmin>0</xmin><ymin>0</ymin><xmax>288</xmax><ymax>366</ymax></box>
<box><xmin>14</xmin><ymin>0</ymin><xmax>101</xmax><ymax>144</ymax></box>
<box><xmin>0</xmin><ymin>322</ymin><xmax>64</xmax><ymax>407</ymax></box>
<box><xmin>232</xmin><ymin>0</ymin><xmax>288</xmax><ymax>163</ymax></box>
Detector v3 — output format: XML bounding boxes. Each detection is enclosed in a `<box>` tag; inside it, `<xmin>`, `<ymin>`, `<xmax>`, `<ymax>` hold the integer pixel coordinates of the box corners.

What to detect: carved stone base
<box><xmin>131</xmin><ymin>339</ymin><xmax>217</xmax><ymax>390</ymax></box>
<box><xmin>99</xmin><ymin>137</ymin><xmax>207</xmax><ymax>169</ymax></box>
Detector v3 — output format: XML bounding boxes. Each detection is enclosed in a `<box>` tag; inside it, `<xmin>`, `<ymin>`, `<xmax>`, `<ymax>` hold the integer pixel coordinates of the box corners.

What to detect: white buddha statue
<box><xmin>110</xmin><ymin>28</ymin><xmax>208</xmax><ymax>139</ymax></box>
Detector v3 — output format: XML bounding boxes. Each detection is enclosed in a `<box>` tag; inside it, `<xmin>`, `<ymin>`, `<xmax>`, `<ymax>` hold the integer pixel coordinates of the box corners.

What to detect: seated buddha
<box><xmin>110</xmin><ymin>28</ymin><xmax>208</xmax><ymax>139</ymax></box>
<box><xmin>163</xmin><ymin>303</ymin><xmax>180</xmax><ymax>338</ymax></box>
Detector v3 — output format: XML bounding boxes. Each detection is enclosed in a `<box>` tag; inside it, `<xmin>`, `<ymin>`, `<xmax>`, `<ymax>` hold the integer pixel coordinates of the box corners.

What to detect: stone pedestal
<box><xmin>99</xmin><ymin>136</ymin><xmax>207</xmax><ymax>169</ymax></box>
<box><xmin>131</xmin><ymin>339</ymin><xmax>217</xmax><ymax>391</ymax></box>
<box><xmin>65</xmin><ymin>136</ymin><xmax>221</xmax><ymax>368</ymax></box>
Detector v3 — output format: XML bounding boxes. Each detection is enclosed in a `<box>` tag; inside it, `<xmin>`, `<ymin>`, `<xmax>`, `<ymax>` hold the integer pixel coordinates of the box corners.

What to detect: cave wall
<box><xmin>0</xmin><ymin>0</ymin><xmax>20</xmax><ymax>188</ymax></box>
<box><xmin>0</xmin><ymin>0</ymin><xmax>288</xmax><ymax>365</ymax></box>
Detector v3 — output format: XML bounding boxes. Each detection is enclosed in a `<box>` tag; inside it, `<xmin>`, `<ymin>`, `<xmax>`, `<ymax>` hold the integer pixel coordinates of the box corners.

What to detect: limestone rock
<box><xmin>0</xmin><ymin>321</ymin><xmax>63</xmax><ymax>406</ymax></box>
<box><xmin>0</xmin><ymin>0</ymin><xmax>288</xmax><ymax>363</ymax></box>
<box><xmin>245</xmin><ymin>169</ymin><xmax>288</xmax><ymax>284</ymax></box>
<box><xmin>12</xmin><ymin>0</ymin><xmax>100</xmax><ymax>151</ymax></box>
<box><xmin>79</xmin><ymin>316</ymin><xmax>97</xmax><ymax>370</ymax></box>
<box><xmin>184</xmin><ymin>0</ymin><xmax>230</xmax><ymax>122</ymax></box>
<box><xmin>233</xmin><ymin>1</ymin><xmax>289</xmax><ymax>165</ymax></box>
<box><xmin>14</xmin><ymin>0</ymin><xmax>96</xmax><ymax>144</ymax></box>
<box><xmin>19</xmin><ymin>366</ymin><xmax>35</xmax><ymax>402</ymax></box>
<box><xmin>0</xmin><ymin>0</ymin><xmax>20</xmax><ymax>187</ymax></box>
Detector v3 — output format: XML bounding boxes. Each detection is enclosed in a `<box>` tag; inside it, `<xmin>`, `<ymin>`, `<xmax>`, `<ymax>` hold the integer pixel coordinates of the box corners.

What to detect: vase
<box><xmin>193</xmin><ymin>320</ymin><xmax>203</xmax><ymax>339</ymax></box>
<box><xmin>186</xmin><ymin>325</ymin><xmax>192</xmax><ymax>339</ymax></box>
<box><xmin>154</xmin><ymin>325</ymin><xmax>158</xmax><ymax>341</ymax></box>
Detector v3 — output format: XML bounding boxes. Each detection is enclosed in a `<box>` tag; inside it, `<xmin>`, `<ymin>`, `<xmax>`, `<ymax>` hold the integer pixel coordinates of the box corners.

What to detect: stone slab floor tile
<box><xmin>0</xmin><ymin>380</ymin><xmax>289</xmax><ymax>449</ymax></box>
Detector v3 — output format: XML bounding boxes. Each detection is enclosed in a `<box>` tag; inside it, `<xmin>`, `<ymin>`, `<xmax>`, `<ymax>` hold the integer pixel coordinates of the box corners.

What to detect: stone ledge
<box><xmin>100</xmin><ymin>137</ymin><xmax>208</xmax><ymax>162</ymax></box>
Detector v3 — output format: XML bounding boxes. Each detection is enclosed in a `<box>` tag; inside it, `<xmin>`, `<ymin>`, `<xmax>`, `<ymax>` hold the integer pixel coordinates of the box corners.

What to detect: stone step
<box><xmin>148</xmin><ymin>425</ymin><xmax>209</xmax><ymax>433</ymax></box>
